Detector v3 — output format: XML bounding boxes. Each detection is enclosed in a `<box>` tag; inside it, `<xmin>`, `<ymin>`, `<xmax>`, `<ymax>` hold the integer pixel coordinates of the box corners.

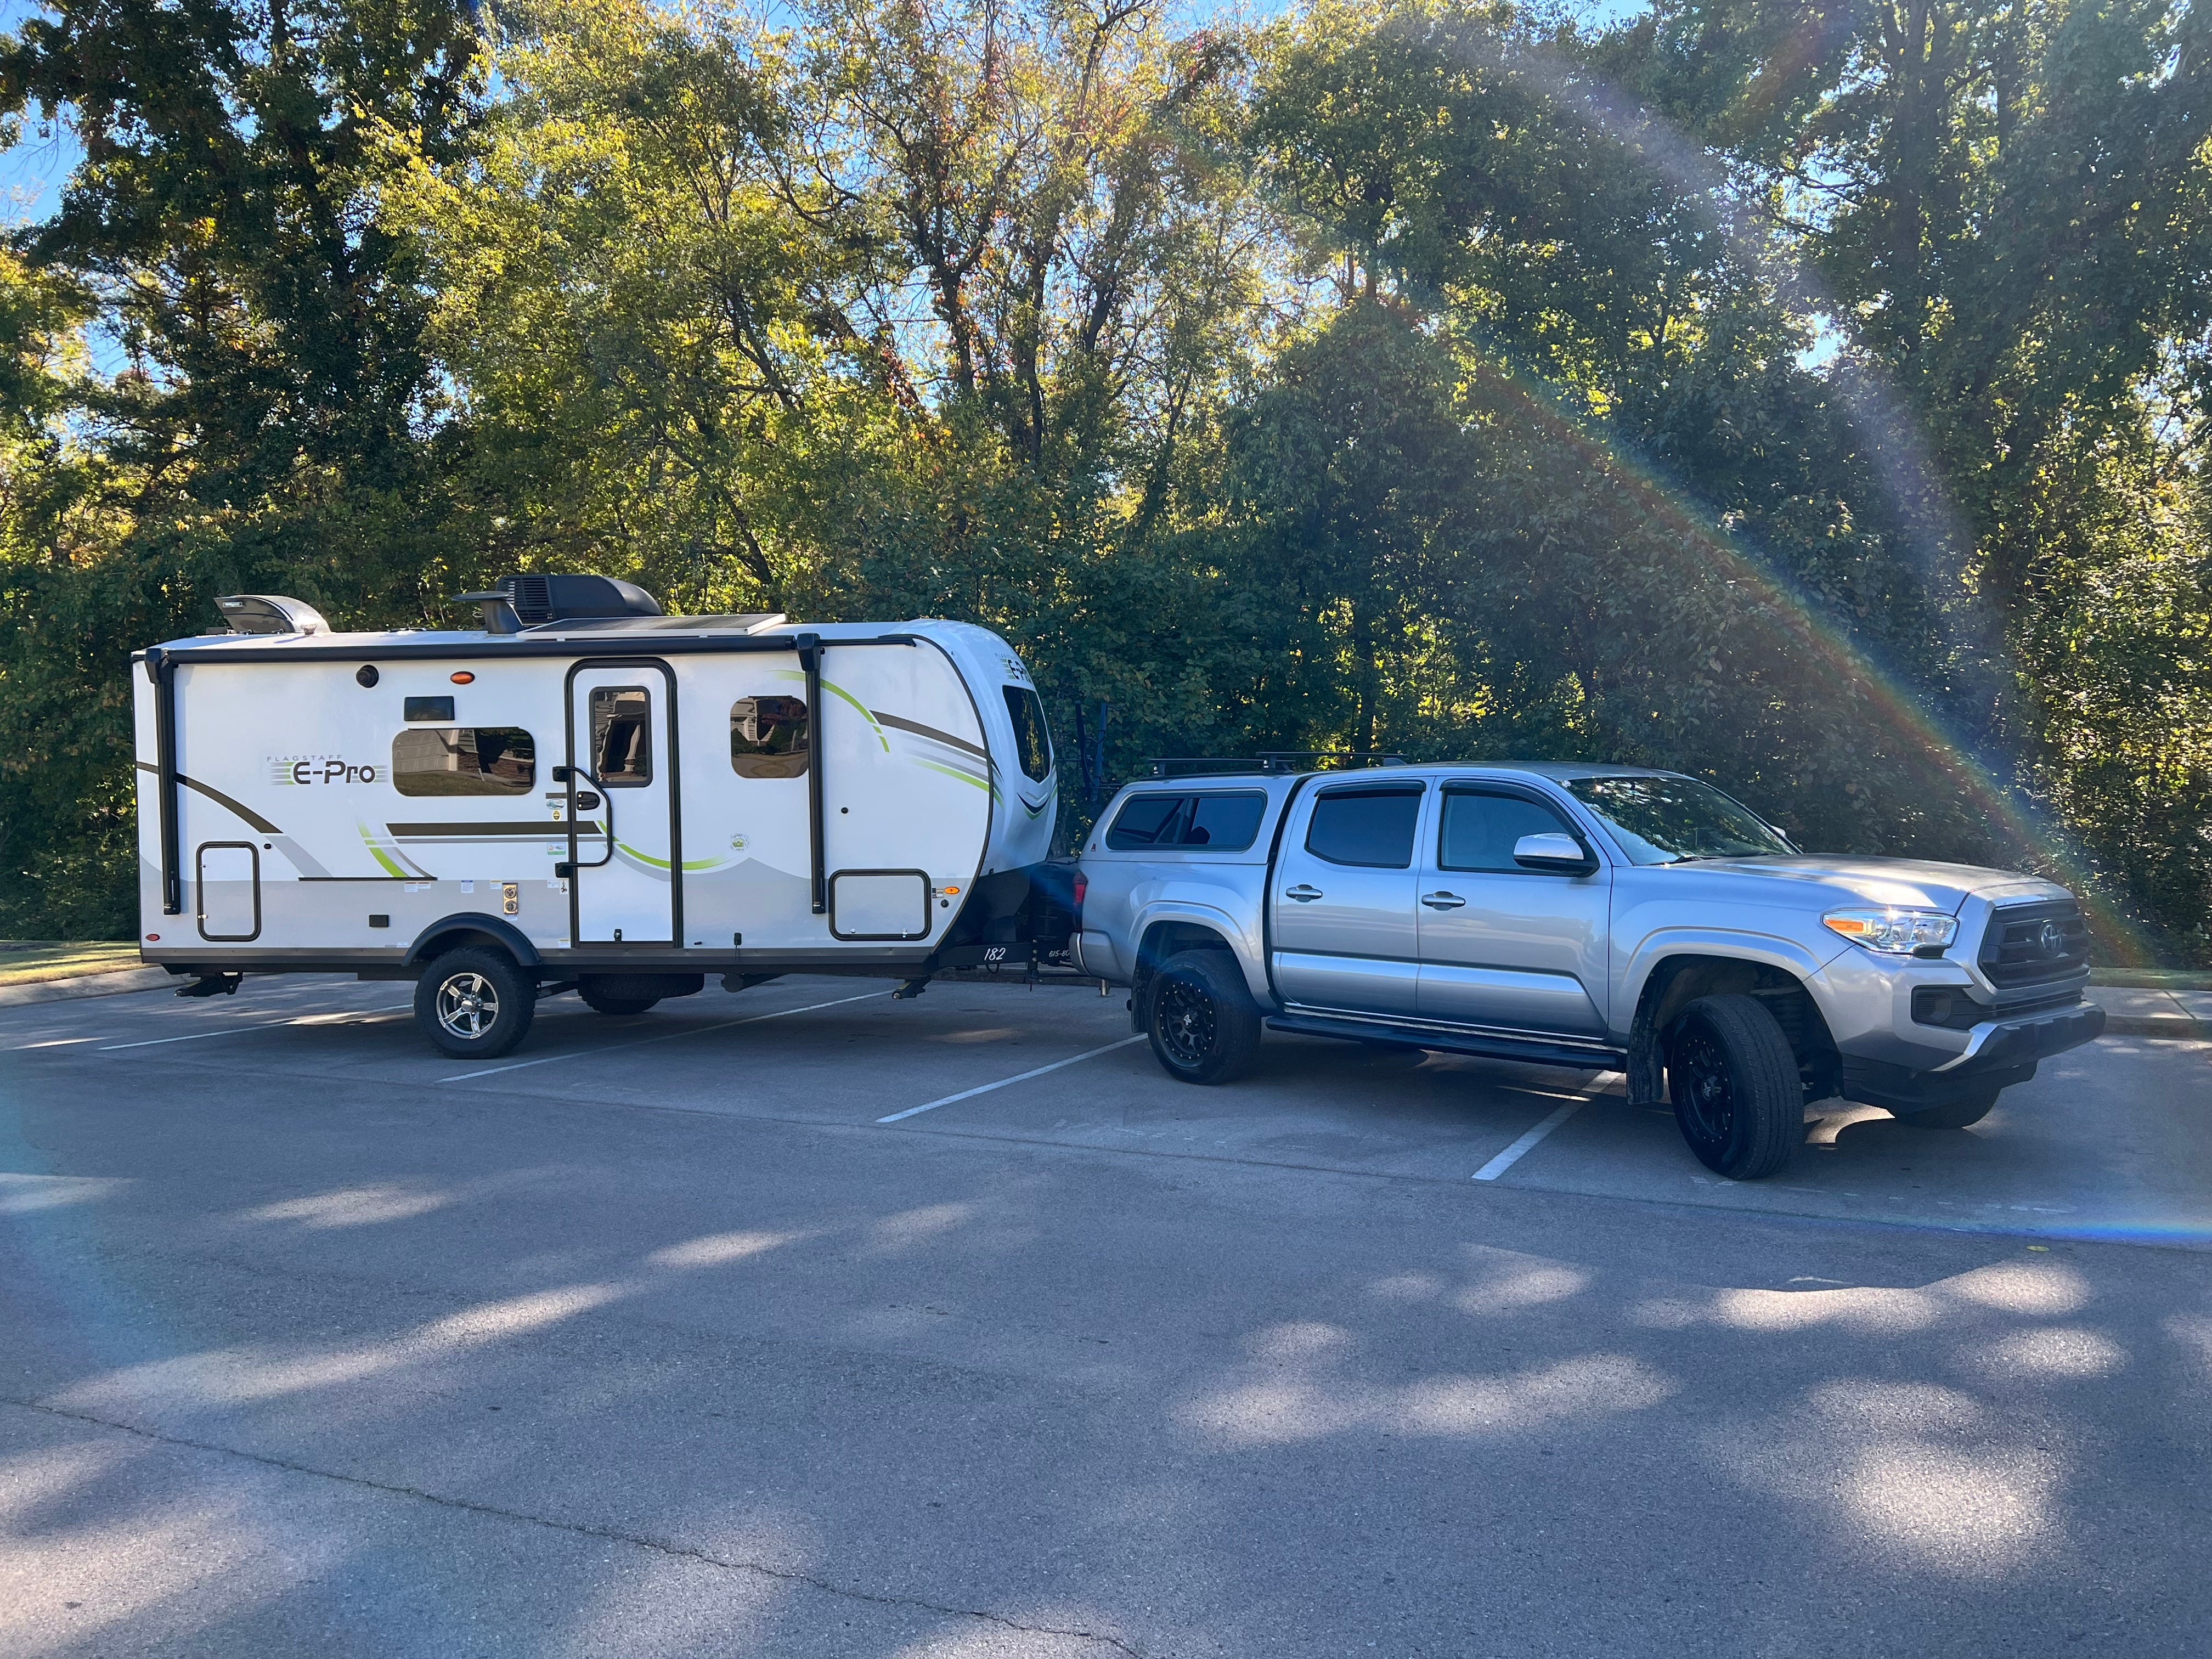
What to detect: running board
<box><xmin>1265</xmin><ymin>1012</ymin><xmax>1624</xmax><ymax>1071</ymax></box>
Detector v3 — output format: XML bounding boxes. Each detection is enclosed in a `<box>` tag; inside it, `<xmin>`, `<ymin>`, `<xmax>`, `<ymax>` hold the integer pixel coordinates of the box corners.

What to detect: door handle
<box><xmin>1285</xmin><ymin>884</ymin><xmax>1324</xmax><ymax>902</ymax></box>
<box><xmin>1422</xmin><ymin>891</ymin><xmax>1466</xmax><ymax>910</ymax></box>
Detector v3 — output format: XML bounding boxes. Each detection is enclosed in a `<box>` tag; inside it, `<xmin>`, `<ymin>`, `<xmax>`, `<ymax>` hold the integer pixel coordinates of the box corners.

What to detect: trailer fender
<box><xmin>404</xmin><ymin>913</ymin><xmax>544</xmax><ymax>974</ymax></box>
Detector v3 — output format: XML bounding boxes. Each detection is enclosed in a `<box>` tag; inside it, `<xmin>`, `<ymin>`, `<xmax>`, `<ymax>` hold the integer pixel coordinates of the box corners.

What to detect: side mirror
<box><xmin>1514</xmin><ymin>832</ymin><xmax>1596</xmax><ymax>876</ymax></box>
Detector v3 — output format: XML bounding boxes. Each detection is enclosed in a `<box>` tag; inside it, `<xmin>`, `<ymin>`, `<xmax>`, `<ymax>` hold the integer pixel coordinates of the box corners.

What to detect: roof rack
<box><xmin>1142</xmin><ymin>751</ymin><xmax>1409</xmax><ymax>778</ymax></box>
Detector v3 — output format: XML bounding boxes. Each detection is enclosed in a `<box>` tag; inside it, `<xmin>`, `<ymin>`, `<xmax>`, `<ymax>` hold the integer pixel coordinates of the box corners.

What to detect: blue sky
<box><xmin>0</xmin><ymin>0</ymin><xmax>1656</xmax><ymax>224</ymax></box>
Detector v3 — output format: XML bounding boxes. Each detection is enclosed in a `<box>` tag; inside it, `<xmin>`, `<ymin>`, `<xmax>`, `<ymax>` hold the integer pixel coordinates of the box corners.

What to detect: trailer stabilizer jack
<box><xmin>177</xmin><ymin>973</ymin><xmax>243</xmax><ymax>999</ymax></box>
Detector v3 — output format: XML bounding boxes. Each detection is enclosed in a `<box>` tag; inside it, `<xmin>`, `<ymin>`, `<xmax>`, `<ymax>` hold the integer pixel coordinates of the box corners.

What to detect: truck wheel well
<box><xmin>1628</xmin><ymin>953</ymin><xmax>1838</xmax><ymax>1104</ymax></box>
<box><xmin>1130</xmin><ymin>921</ymin><xmax>1237</xmax><ymax>1017</ymax></box>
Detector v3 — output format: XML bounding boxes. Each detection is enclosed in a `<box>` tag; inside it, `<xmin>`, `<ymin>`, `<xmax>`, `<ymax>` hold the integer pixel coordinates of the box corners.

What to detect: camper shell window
<box><xmin>590</xmin><ymin>687</ymin><xmax>652</xmax><ymax>786</ymax></box>
<box><xmin>731</xmin><ymin>695</ymin><xmax>809</xmax><ymax>778</ymax></box>
<box><xmin>392</xmin><ymin>728</ymin><xmax>537</xmax><ymax>796</ymax></box>
<box><xmin>1003</xmin><ymin>686</ymin><xmax>1052</xmax><ymax>782</ymax></box>
<box><xmin>1104</xmin><ymin>791</ymin><xmax>1266</xmax><ymax>851</ymax></box>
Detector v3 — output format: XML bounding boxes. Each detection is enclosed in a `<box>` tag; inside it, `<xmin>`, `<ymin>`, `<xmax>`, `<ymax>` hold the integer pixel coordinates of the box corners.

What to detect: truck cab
<box><xmin>1073</xmin><ymin>762</ymin><xmax>2106</xmax><ymax>1180</ymax></box>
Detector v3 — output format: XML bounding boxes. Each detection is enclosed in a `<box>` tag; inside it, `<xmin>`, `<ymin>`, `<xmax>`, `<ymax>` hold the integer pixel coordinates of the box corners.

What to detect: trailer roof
<box><xmin>137</xmin><ymin>615</ymin><xmax>978</xmax><ymax>661</ymax></box>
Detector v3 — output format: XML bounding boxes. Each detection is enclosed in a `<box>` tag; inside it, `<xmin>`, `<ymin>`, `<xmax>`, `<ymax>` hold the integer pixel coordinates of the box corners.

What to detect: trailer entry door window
<box><xmin>731</xmin><ymin>695</ymin><xmax>809</xmax><ymax>778</ymax></box>
<box><xmin>391</xmin><ymin>728</ymin><xmax>537</xmax><ymax>795</ymax></box>
<box><xmin>1003</xmin><ymin>686</ymin><xmax>1052</xmax><ymax>782</ymax></box>
<box><xmin>590</xmin><ymin>687</ymin><xmax>652</xmax><ymax>787</ymax></box>
<box><xmin>1305</xmin><ymin>785</ymin><xmax>1424</xmax><ymax>868</ymax></box>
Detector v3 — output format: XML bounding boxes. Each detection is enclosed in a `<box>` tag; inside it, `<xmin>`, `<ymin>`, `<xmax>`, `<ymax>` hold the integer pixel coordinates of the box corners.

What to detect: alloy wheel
<box><xmin>436</xmin><ymin>970</ymin><xmax>500</xmax><ymax>1040</ymax></box>
<box><xmin>1155</xmin><ymin>977</ymin><xmax>1217</xmax><ymax>1069</ymax></box>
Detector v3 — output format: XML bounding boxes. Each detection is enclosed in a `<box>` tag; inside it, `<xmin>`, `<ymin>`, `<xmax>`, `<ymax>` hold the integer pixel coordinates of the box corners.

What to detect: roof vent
<box><xmin>496</xmin><ymin>573</ymin><xmax>662</xmax><ymax>625</ymax></box>
<box><xmin>215</xmin><ymin>594</ymin><xmax>330</xmax><ymax>636</ymax></box>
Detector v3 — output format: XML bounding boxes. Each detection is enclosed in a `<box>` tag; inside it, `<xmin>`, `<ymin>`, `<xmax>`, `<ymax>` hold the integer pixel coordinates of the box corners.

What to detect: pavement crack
<box><xmin>3</xmin><ymin>1394</ymin><xmax>1152</xmax><ymax>1658</ymax></box>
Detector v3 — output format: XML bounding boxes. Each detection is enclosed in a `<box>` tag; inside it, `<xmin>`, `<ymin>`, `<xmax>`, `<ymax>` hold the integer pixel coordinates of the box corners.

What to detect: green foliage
<box><xmin>0</xmin><ymin>0</ymin><xmax>2203</xmax><ymax>960</ymax></box>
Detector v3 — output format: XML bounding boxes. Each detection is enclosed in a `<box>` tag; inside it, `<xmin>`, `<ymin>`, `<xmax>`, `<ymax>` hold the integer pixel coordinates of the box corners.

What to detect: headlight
<box><xmin>1823</xmin><ymin>907</ymin><xmax>1959</xmax><ymax>955</ymax></box>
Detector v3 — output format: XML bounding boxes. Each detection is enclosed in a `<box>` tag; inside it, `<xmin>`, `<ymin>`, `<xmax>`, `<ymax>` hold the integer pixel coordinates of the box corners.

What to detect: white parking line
<box><xmin>439</xmin><ymin>991</ymin><xmax>889</xmax><ymax>1083</ymax></box>
<box><xmin>1471</xmin><ymin>1099</ymin><xmax>1588</xmax><ymax>1182</ymax></box>
<box><xmin>99</xmin><ymin>1008</ymin><xmax>411</xmax><ymax>1052</ymax></box>
<box><xmin>877</xmin><ymin>1036</ymin><xmax>1147</xmax><ymax>1124</ymax></box>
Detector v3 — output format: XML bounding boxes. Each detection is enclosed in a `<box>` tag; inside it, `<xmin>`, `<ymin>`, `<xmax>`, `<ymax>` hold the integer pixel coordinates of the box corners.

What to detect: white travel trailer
<box><xmin>133</xmin><ymin>576</ymin><xmax>1071</xmax><ymax>1057</ymax></box>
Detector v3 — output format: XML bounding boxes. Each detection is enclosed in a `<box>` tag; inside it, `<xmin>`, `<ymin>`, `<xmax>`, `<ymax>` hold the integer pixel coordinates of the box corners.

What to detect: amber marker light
<box><xmin>450</xmin><ymin>670</ymin><xmax>475</xmax><ymax>684</ymax></box>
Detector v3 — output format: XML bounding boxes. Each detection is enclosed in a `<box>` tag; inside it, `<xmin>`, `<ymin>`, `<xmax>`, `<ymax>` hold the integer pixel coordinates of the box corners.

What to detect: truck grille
<box><xmin>1978</xmin><ymin>900</ymin><xmax>2090</xmax><ymax>988</ymax></box>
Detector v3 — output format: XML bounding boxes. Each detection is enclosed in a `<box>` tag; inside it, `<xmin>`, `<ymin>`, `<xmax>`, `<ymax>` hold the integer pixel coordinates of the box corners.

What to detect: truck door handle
<box><xmin>1422</xmin><ymin>891</ymin><xmax>1466</xmax><ymax>910</ymax></box>
<box><xmin>1285</xmin><ymin>884</ymin><xmax>1324</xmax><ymax>902</ymax></box>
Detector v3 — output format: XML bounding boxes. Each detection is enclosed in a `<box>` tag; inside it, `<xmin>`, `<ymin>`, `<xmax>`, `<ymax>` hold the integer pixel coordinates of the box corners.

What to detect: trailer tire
<box><xmin>1664</xmin><ymin>993</ymin><xmax>1801</xmax><ymax>1180</ymax></box>
<box><xmin>415</xmin><ymin>947</ymin><xmax>537</xmax><ymax>1059</ymax></box>
<box><xmin>1146</xmin><ymin>950</ymin><xmax>1262</xmax><ymax>1085</ymax></box>
<box><xmin>579</xmin><ymin>984</ymin><xmax>660</xmax><ymax>1017</ymax></box>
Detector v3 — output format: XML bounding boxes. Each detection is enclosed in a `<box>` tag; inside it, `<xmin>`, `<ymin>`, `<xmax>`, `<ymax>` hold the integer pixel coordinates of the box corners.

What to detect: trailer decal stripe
<box><xmin>388</xmin><ymin>821</ymin><xmax>601</xmax><ymax>839</ymax></box>
<box><xmin>872</xmin><ymin>710</ymin><xmax>987</xmax><ymax>759</ymax></box>
<box><xmin>133</xmin><ymin>760</ymin><xmax>281</xmax><ymax>835</ymax></box>
<box><xmin>911</xmin><ymin>759</ymin><xmax>991</xmax><ymax>792</ymax></box>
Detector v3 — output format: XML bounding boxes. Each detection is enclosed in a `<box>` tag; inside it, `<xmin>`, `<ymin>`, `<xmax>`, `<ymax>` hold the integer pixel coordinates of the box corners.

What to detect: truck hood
<box><xmin>1671</xmin><ymin>856</ymin><xmax>2068</xmax><ymax>914</ymax></box>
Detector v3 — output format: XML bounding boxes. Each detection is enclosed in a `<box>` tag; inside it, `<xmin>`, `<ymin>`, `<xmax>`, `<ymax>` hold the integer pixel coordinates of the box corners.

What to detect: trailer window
<box><xmin>731</xmin><ymin>695</ymin><xmax>809</xmax><ymax>778</ymax></box>
<box><xmin>1305</xmin><ymin>785</ymin><xmax>1424</xmax><ymax>868</ymax></box>
<box><xmin>391</xmin><ymin>728</ymin><xmax>537</xmax><ymax>796</ymax></box>
<box><xmin>1002</xmin><ymin>686</ymin><xmax>1052</xmax><ymax>782</ymax></box>
<box><xmin>590</xmin><ymin>687</ymin><xmax>652</xmax><ymax>787</ymax></box>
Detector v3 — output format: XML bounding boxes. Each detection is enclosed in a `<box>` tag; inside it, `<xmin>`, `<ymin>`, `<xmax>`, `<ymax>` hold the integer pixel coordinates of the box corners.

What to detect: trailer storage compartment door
<box><xmin>830</xmin><ymin>870</ymin><xmax>929</xmax><ymax>941</ymax></box>
<box><xmin>195</xmin><ymin>842</ymin><xmax>261</xmax><ymax>941</ymax></box>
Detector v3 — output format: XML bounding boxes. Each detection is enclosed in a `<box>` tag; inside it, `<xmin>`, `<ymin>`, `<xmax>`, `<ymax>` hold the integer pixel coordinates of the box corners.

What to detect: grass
<box><xmin>2090</xmin><ymin>968</ymin><xmax>2212</xmax><ymax>991</ymax></box>
<box><xmin>0</xmin><ymin>940</ymin><xmax>145</xmax><ymax>987</ymax></box>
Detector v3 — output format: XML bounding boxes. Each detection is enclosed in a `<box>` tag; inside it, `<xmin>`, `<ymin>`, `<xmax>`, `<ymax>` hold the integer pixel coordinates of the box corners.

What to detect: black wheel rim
<box><xmin>1672</xmin><ymin>1021</ymin><xmax>1735</xmax><ymax>1144</ymax></box>
<box><xmin>1155</xmin><ymin>977</ymin><xmax>1216</xmax><ymax>1068</ymax></box>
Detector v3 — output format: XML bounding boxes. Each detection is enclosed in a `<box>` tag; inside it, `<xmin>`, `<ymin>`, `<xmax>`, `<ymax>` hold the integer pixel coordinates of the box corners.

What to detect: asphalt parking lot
<box><xmin>4</xmin><ymin>972</ymin><xmax>2209</xmax><ymax>1657</ymax></box>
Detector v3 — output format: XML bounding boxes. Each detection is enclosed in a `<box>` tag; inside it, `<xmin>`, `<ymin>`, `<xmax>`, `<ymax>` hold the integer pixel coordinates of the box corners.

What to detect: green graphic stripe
<box><xmin>914</xmin><ymin>758</ymin><xmax>991</xmax><ymax>792</ymax></box>
<box><xmin>357</xmin><ymin>823</ymin><xmax>410</xmax><ymax>878</ymax></box>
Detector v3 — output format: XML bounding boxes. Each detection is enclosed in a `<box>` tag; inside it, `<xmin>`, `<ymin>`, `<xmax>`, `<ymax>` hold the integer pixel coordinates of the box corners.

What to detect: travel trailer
<box><xmin>134</xmin><ymin>576</ymin><xmax>1072</xmax><ymax>1058</ymax></box>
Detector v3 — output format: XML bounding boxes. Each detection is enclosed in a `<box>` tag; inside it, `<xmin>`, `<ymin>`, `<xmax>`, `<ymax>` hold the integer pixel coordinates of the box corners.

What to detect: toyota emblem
<box><xmin>2035</xmin><ymin>919</ymin><xmax>2066</xmax><ymax>958</ymax></box>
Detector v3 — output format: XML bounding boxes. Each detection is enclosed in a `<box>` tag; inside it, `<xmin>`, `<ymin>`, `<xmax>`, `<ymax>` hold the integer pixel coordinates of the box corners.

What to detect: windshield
<box><xmin>1565</xmin><ymin>775</ymin><xmax>1796</xmax><ymax>865</ymax></box>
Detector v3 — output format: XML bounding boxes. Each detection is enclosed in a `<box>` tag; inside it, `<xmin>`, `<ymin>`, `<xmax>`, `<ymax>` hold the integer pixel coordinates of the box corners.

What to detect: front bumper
<box><xmin>1840</xmin><ymin>999</ymin><xmax>2107</xmax><ymax>1111</ymax></box>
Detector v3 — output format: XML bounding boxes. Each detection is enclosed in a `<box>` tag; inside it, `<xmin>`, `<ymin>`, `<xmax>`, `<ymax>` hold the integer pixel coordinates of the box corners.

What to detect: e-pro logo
<box><xmin>270</xmin><ymin>754</ymin><xmax>380</xmax><ymax>785</ymax></box>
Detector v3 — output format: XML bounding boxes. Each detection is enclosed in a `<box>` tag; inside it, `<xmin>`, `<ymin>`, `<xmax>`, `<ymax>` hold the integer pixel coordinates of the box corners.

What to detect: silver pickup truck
<box><xmin>1069</xmin><ymin>763</ymin><xmax>2106</xmax><ymax>1180</ymax></box>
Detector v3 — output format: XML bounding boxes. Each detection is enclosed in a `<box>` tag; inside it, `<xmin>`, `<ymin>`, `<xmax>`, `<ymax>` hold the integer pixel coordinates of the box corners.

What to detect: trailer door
<box><xmin>567</xmin><ymin>663</ymin><xmax>680</xmax><ymax>945</ymax></box>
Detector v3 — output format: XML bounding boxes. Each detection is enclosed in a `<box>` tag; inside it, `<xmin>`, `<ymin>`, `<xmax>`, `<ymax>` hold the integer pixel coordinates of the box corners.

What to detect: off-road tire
<box><xmin>1894</xmin><ymin>1086</ymin><xmax>2001</xmax><ymax>1130</ymax></box>
<box><xmin>579</xmin><ymin>983</ymin><xmax>661</xmax><ymax>1017</ymax></box>
<box><xmin>414</xmin><ymin>946</ymin><xmax>537</xmax><ymax>1060</ymax></box>
<box><xmin>1665</xmin><ymin>992</ymin><xmax>1802</xmax><ymax>1180</ymax></box>
<box><xmin>1146</xmin><ymin>950</ymin><xmax>1263</xmax><ymax>1085</ymax></box>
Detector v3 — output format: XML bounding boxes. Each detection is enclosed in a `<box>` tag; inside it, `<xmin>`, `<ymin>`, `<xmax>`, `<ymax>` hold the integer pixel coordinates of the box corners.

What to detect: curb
<box><xmin>0</xmin><ymin>966</ymin><xmax>176</xmax><ymax>1008</ymax></box>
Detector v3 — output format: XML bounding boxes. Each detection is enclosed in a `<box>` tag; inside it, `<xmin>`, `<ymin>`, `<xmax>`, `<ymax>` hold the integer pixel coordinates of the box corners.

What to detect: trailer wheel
<box><xmin>415</xmin><ymin>947</ymin><xmax>536</xmax><ymax>1059</ymax></box>
<box><xmin>579</xmin><ymin>983</ymin><xmax>660</xmax><ymax>1017</ymax></box>
<box><xmin>1664</xmin><ymin>993</ymin><xmax>1801</xmax><ymax>1180</ymax></box>
<box><xmin>1146</xmin><ymin>950</ymin><xmax>1262</xmax><ymax>1085</ymax></box>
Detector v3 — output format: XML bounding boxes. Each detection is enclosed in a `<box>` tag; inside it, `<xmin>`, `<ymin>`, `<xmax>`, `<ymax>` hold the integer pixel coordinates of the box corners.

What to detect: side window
<box><xmin>590</xmin><ymin>686</ymin><xmax>652</xmax><ymax>787</ymax></box>
<box><xmin>1438</xmin><ymin>791</ymin><xmax>1582</xmax><ymax>873</ymax></box>
<box><xmin>731</xmin><ymin>695</ymin><xmax>809</xmax><ymax>778</ymax></box>
<box><xmin>391</xmin><ymin>728</ymin><xmax>537</xmax><ymax>796</ymax></box>
<box><xmin>1305</xmin><ymin>786</ymin><xmax>1423</xmax><ymax>868</ymax></box>
<box><xmin>1183</xmin><ymin>792</ymin><xmax>1267</xmax><ymax>851</ymax></box>
<box><xmin>1002</xmin><ymin>686</ymin><xmax>1052</xmax><ymax>783</ymax></box>
<box><xmin>1105</xmin><ymin>794</ymin><xmax>1187</xmax><ymax>849</ymax></box>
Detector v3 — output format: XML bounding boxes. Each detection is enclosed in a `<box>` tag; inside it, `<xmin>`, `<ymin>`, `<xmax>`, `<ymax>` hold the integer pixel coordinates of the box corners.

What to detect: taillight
<box><xmin>1071</xmin><ymin>872</ymin><xmax>1087</xmax><ymax>931</ymax></box>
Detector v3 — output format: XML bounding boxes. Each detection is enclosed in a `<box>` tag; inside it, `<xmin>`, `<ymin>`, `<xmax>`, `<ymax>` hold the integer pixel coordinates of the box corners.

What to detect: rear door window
<box><xmin>1305</xmin><ymin>786</ymin><xmax>1424</xmax><ymax>868</ymax></box>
